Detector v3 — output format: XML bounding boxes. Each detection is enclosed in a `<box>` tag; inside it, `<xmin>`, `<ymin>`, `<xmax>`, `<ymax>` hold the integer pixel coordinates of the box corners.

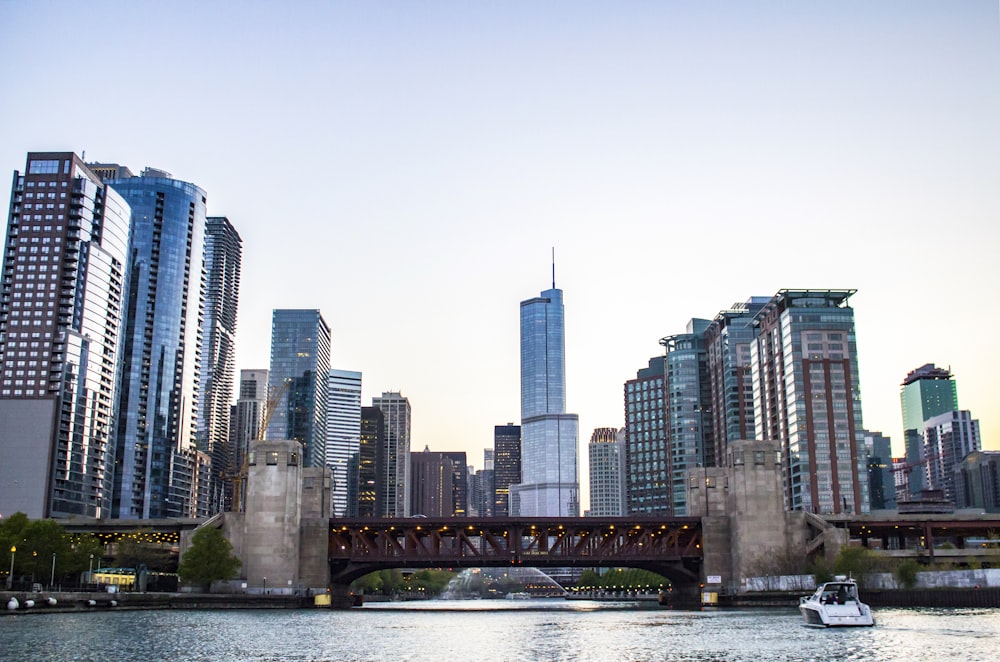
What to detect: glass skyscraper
<box><xmin>751</xmin><ymin>289</ymin><xmax>869</xmax><ymax>515</ymax></box>
<box><xmin>662</xmin><ymin>318</ymin><xmax>712</xmax><ymax>516</ymax></box>
<box><xmin>900</xmin><ymin>364</ymin><xmax>959</xmax><ymax>496</ymax></box>
<box><xmin>267</xmin><ymin>309</ymin><xmax>331</xmax><ymax>471</ymax></box>
<box><xmin>199</xmin><ymin>216</ymin><xmax>242</xmax><ymax>513</ymax></box>
<box><xmin>0</xmin><ymin>152</ymin><xmax>130</xmax><ymax>519</ymax></box>
<box><xmin>493</xmin><ymin>424</ymin><xmax>521</xmax><ymax>517</ymax></box>
<box><xmin>327</xmin><ymin>368</ymin><xmax>362</xmax><ymax>516</ymax></box>
<box><xmin>511</xmin><ymin>286</ymin><xmax>579</xmax><ymax>517</ymax></box>
<box><xmin>109</xmin><ymin>168</ymin><xmax>207</xmax><ymax>519</ymax></box>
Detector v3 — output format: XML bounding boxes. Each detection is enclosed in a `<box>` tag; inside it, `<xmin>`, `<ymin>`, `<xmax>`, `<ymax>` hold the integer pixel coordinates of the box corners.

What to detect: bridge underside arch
<box><xmin>327</xmin><ymin>517</ymin><xmax>703</xmax><ymax>589</ymax></box>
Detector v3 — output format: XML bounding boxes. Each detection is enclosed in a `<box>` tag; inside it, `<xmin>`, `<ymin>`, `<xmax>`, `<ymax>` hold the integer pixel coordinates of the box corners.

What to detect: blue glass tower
<box><xmin>511</xmin><ymin>283</ymin><xmax>579</xmax><ymax>516</ymax></box>
<box><xmin>267</xmin><ymin>309</ymin><xmax>331</xmax><ymax>471</ymax></box>
<box><xmin>109</xmin><ymin>169</ymin><xmax>207</xmax><ymax>519</ymax></box>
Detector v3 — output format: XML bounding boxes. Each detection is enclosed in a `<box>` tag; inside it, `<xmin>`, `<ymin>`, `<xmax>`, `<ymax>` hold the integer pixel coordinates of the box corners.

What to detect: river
<box><xmin>2</xmin><ymin>600</ymin><xmax>997</xmax><ymax>661</ymax></box>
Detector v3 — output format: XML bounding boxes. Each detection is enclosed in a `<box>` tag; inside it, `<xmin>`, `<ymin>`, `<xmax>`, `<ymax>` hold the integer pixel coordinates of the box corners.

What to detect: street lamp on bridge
<box><xmin>7</xmin><ymin>546</ymin><xmax>14</xmax><ymax>589</ymax></box>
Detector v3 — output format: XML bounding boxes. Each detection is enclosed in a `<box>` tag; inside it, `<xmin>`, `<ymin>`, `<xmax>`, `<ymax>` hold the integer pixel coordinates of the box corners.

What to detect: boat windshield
<box><xmin>816</xmin><ymin>583</ymin><xmax>857</xmax><ymax>604</ymax></box>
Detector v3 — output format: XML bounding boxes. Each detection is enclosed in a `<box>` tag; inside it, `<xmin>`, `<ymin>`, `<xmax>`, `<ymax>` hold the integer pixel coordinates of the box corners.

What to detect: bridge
<box><xmin>327</xmin><ymin>516</ymin><xmax>703</xmax><ymax>585</ymax></box>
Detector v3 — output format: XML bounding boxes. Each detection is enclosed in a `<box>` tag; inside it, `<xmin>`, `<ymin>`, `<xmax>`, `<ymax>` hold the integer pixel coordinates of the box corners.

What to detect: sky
<box><xmin>2</xmin><ymin>1</ymin><xmax>998</xmax><ymax>507</ymax></box>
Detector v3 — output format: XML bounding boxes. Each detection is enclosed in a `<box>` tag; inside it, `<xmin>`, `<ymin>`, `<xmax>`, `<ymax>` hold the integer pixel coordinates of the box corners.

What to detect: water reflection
<box><xmin>1</xmin><ymin>604</ymin><xmax>997</xmax><ymax>662</ymax></box>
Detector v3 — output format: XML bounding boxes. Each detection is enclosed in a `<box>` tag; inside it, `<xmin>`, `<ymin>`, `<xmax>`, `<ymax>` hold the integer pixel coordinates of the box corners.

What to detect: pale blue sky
<box><xmin>2</xmin><ymin>2</ymin><xmax>998</xmax><ymax>504</ymax></box>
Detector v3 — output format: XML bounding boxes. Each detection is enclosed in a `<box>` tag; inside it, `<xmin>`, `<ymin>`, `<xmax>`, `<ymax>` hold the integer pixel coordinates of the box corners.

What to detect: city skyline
<box><xmin>1</xmin><ymin>2</ymin><xmax>997</xmax><ymax>509</ymax></box>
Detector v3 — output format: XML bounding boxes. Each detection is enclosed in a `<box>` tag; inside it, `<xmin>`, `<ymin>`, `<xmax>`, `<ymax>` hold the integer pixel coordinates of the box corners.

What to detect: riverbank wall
<box><xmin>1</xmin><ymin>591</ymin><xmax>314</xmax><ymax>616</ymax></box>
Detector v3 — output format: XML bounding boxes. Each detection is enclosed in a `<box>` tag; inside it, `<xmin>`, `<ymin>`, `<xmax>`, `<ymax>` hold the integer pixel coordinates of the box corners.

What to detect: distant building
<box><xmin>110</xmin><ymin>167</ymin><xmax>208</xmax><ymax>519</ymax></box>
<box><xmin>900</xmin><ymin>364</ymin><xmax>959</xmax><ymax>496</ymax></box>
<box><xmin>267</xmin><ymin>309</ymin><xmax>331</xmax><ymax>471</ymax></box>
<box><xmin>493</xmin><ymin>424</ymin><xmax>521</xmax><ymax>517</ymax></box>
<box><xmin>512</xmin><ymin>283</ymin><xmax>579</xmax><ymax>516</ymax></box>
<box><xmin>661</xmin><ymin>319</ymin><xmax>713</xmax><ymax>515</ymax></box>
<box><xmin>751</xmin><ymin>290</ymin><xmax>869</xmax><ymax>514</ymax></box>
<box><xmin>199</xmin><ymin>216</ymin><xmax>242</xmax><ymax>513</ymax></box>
<box><xmin>921</xmin><ymin>410</ymin><xmax>980</xmax><ymax>504</ymax></box>
<box><xmin>372</xmin><ymin>391</ymin><xmax>411</xmax><ymax>517</ymax></box>
<box><xmin>442</xmin><ymin>451</ymin><xmax>469</xmax><ymax>516</ymax></box>
<box><xmin>0</xmin><ymin>152</ymin><xmax>131</xmax><ymax>519</ymax></box>
<box><xmin>624</xmin><ymin>356</ymin><xmax>669</xmax><ymax>515</ymax></box>
<box><xmin>410</xmin><ymin>446</ymin><xmax>456</xmax><ymax>517</ymax></box>
<box><xmin>954</xmin><ymin>451</ymin><xmax>1000</xmax><ymax>512</ymax></box>
<box><xmin>864</xmin><ymin>431</ymin><xmax>896</xmax><ymax>511</ymax></box>
<box><xmin>327</xmin><ymin>369</ymin><xmax>362</xmax><ymax>516</ymax></box>
<box><xmin>229</xmin><ymin>369</ymin><xmax>269</xmax><ymax>511</ymax></box>
<box><xmin>358</xmin><ymin>406</ymin><xmax>383</xmax><ymax>518</ymax></box>
<box><xmin>588</xmin><ymin>428</ymin><xmax>625</xmax><ymax>516</ymax></box>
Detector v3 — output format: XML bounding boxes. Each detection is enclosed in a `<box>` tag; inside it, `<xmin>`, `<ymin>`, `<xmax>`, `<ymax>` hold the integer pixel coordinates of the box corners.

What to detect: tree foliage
<box><xmin>1</xmin><ymin>512</ymin><xmax>103</xmax><ymax>583</ymax></box>
<box><xmin>574</xmin><ymin>567</ymin><xmax>668</xmax><ymax>590</ymax></box>
<box><xmin>177</xmin><ymin>527</ymin><xmax>241</xmax><ymax>589</ymax></box>
<box><xmin>894</xmin><ymin>558</ymin><xmax>920</xmax><ymax>589</ymax></box>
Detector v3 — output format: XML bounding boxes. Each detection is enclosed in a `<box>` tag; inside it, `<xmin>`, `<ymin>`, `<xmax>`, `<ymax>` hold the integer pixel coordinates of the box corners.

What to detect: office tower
<box><xmin>229</xmin><ymin>369</ymin><xmax>268</xmax><ymax>511</ymax></box>
<box><xmin>954</xmin><ymin>451</ymin><xmax>1000</xmax><ymax>512</ymax></box>
<box><xmin>372</xmin><ymin>391</ymin><xmax>411</xmax><ymax>517</ymax></box>
<box><xmin>0</xmin><ymin>152</ymin><xmax>130</xmax><ymax>519</ymax></box>
<box><xmin>863</xmin><ymin>431</ymin><xmax>896</xmax><ymax>511</ymax></box>
<box><xmin>267</xmin><ymin>309</ymin><xmax>331</xmax><ymax>471</ymax></box>
<box><xmin>327</xmin><ymin>369</ymin><xmax>362</xmax><ymax>516</ymax></box>
<box><xmin>751</xmin><ymin>289</ymin><xmax>869</xmax><ymax>514</ymax></box>
<box><xmin>920</xmin><ymin>410</ymin><xmax>980</xmax><ymax>504</ymax></box>
<box><xmin>661</xmin><ymin>319</ymin><xmax>713</xmax><ymax>516</ymax></box>
<box><xmin>410</xmin><ymin>447</ymin><xmax>456</xmax><ymax>517</ymax></box>
<box><xmin>199</xmin><ymin>216</ymin><xmax>242</xmax><ymax>514</ymax></box>
<box><xmin>109</xmin><ymin>167</ymin><xmax>207</xmax><ymax>519</ymax></box>
<box><xmin>442</xmin><ymin>451</ymin><xmax>469</xmax><ymax>516</ymax></box>
<box><xmin>493</xmin><ymin>424</ymin><xmax>521</xmax><ymax>516</ymax></box>
<box><xmin>588</xmin><ymin>427</ymin><xmax>625</xmax><ymax>516</ymax></box>
<box><xmin>512</xmin><ymin>283</ymin><xmax>579</xmax><ymax>516</ymax></box>
<box><xmin>899</xmin><ymin>364</ymin><xmax>960</xmax><ymax>496</ymax></box>
<box><xmin>473</xmin><ymin>449</ymin><xmax>495</xmax><ymax>517</ymax></box>
<box><xmin>358</xmin><ymin>406</ymin><xmax>383</xmax><ymax>518</ymax></box>
<box><xmin>624</xmin><ymin>356</ymin><xmax>668</xmax><ymax>515</ymax></box>
<box><xmin>704</xmin><ymin>298</ymin><xmax>769</xmax><ymax>465</ymax></box>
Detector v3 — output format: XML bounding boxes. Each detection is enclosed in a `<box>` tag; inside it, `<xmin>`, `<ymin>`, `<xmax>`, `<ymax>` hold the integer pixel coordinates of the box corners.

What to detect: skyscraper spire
<box><xmin>552</xmin><ymin>246</ymin><xmax>556</xmax><ymax>289</ymax></box>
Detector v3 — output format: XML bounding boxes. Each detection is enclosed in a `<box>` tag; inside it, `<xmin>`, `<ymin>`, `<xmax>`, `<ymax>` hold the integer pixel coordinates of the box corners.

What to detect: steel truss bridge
<box><xmin>327</xmin><ymin>516</ymin><xmax>704</xmax><ymax>586</ymax></box>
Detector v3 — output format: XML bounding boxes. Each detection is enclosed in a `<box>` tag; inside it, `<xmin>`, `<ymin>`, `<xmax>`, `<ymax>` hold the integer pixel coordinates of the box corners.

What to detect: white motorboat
<box><xmin>799</xmin><ymin>576</ymin><xmax>874</xmax><ymax>627</ymax></box>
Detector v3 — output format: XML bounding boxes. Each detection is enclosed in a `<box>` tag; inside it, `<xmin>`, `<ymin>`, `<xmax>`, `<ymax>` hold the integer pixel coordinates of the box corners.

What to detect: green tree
<box><xmin>833</xmin><ymin>546</ymin><xmax>884</xmax><ymax>587</ymax></box>
<box><xmin>177</xmin><ymin>527</ymin><xmax>241</xmax><ymax>590</ymax></box>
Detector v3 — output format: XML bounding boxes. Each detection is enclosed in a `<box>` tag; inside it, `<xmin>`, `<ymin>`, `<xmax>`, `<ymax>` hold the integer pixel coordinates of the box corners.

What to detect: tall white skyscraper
<box><xmin>372</xmin><ymin>391</ymin><xmax>411</xmax><ymax>517</ymax></box>
<box><xmin>327</xmin><ymin>369</ymin><xmax>362</xmax><ymax>516</ymax></box>
<box><xmin>511</xmin><ymin>279</ymin><xmax>579</xmax><ymax>516</ymax></box>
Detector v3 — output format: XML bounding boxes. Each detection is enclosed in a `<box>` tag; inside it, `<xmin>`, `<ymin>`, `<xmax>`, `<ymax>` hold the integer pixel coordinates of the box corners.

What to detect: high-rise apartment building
<box><xmin>512</xmin><ymin>284</ymin><xmax>579</xmax><ymax>516</ymax></box>
<box><xmin>372</xmin><ymin>391</ymin><xmax>411</xmax><ymax>517</ymax></box>
<box><xmin>588</xmin><ymin>427</ymin><xmax>625</xmax><ymax>516</ymax></box>
<box><xmin>624</xmin><ymin>356</ymin><xmax>668</xmax><ymax>515</ymax></box>
<box><xmin>899</xmin><ymin>364</ymin><xmax>960</xmax><ymax>496</ymax></box>
<box><xmin>662</xmin><ymin>319</ymin><xmax>713</xmax><ymax>516</ymax></box>
<box><xmin>921</xmin><ymin>410</ymin><xmax>980</xmax><ymax>504</ymax></box>
<box><xmin>229</xmin><ymin>369</ymin><xmax>268</xmax><ymax>511</ymax></box>
<box><xmin>442</xmin><ymin>451</ymin><xmax>469</xmax><ymax>516</ymax></box>
<box><xmin>0</xmin><ymin>152</ymin><xmax>130</xmax><ymax>519</ymax></box>
<box><xmin>751</xmin><ymin>290</ymin><xmax>869</xmax><ymax>514</ymax></box>
<box><xmin>327</xmin><ymin>369</ymin><xmax>362</xmax><ymax>516</ymax></box>
<box><xmin>358</xmin><ymin>406</ymin><xmax>383</xmax><ymax>517</ymax></box>
<box><xmin>704</xmin><ymin>298</ymin><xmax>768</xmax><ymax>465</ymax></box>
<box><xmin>493</xmin><ymin>424</ymin><xmax>520</xmax><ymax>517</ymax></box>
<box><xmin>199</xmin><ymin>216</ymin><xmax>242</xmax><ymax>513</ymax></box>
<box><xmin>267</xmin><ymin>309</ymin><xmax>331</xmax><ymax>471</ymax></box>
<box><xmin>472</xmin><ymin>449</ymin><xmax>495</xmax><ymax>516</ymax></box>
<box><xmin>109</xmin><ymin>167</ymin><xmax>207</xmax><ymax>519</ymax></box>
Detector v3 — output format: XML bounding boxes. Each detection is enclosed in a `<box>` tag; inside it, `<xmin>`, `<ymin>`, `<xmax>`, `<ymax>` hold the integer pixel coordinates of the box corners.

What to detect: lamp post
<box><xmin>50</xmin><ymin>553</ymin><xmax>56</xmax><ymax>589</ymax></box>
<box><xmin>263</xmin><ymin>576</ymin><xmax>267</xmax><ymax>595</ymax></box>
<box><xmin>88</xmin><ymin>553</ymin><xmax>94</xmax><ymax>588</ymax></box>
<box><xmin>7</xmin><ymin>546</ymin><xmax>14</xmax><ymax>589</ymax></box>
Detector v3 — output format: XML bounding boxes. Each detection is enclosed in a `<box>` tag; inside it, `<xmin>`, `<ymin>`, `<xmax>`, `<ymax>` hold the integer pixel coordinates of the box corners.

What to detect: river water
<box><xmin>2</xmin><ymin>600</ymin><xmax>997</xmax><ymax>661</ymax></box>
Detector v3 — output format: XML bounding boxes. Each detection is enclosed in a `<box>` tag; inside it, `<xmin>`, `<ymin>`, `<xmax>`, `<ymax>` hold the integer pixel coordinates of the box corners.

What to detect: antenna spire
<box><xmin>551</xmin><ymin>247</ymin><xmax>556</xmax><ymax>289</ymax></box>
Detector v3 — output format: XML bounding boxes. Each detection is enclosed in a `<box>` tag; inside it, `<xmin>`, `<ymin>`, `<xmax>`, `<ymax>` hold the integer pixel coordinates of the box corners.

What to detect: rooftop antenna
<box><xmin>551</xmin><ymin>246</ymin><xmax>556</xmax><ymax>289</ymax></box>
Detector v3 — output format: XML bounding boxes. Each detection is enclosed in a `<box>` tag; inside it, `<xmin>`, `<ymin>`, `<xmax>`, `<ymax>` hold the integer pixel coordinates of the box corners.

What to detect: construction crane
<box><xmin>225</xmin><ymin>380</ymin><xmax>289</xmax><ymax>512</ymax></box>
